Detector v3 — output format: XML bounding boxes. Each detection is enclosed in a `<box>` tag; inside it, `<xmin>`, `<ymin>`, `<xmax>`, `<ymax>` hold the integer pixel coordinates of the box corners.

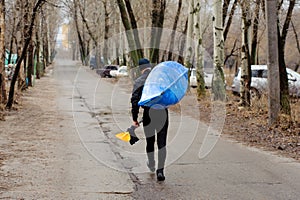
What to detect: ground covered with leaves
<box><xmin>196</xmin><ymin>90</ymin><xmax>300</xmax><ymax>161</ymax></box>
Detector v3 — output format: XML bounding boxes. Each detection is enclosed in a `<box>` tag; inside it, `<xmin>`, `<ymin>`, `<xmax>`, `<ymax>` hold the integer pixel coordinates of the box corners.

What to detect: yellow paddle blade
<box><xmin>115</xmin><ymin>132</ymin><xmax>131</xmax><ymax>142</ymax></box>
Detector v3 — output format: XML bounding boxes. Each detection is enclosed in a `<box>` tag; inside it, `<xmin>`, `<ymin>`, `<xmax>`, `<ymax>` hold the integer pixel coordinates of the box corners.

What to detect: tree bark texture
<box><xmin>74</xmin><ymin>0</ymin><xmax>87</xmax><ymax>65</ymax></box>
<box><xmin>277</xmin><ymin>0</ymin><xmax>295</xmax><ymax>115</ymax></box>
<box><xmin>184</xmin><ymin>0</ymin><xmax>194</xmax><ymax>69</ymax></box>
<box><xmin>239</xmin><ymin>0</ymin><xmax>251</xmax><ymax>107</ymax></box>
<box><xmin>167</xmin><ymin>0</ymin><xmax>182</xmax><ymax>61</ymax></box>
<box><xmin>223</xmin><ymin>0</ymin><xmax>238</xmax><ymax>42</ymax></box>
<box><xmin>212</xmin><ymin>0</ymin><xmax>226</xmax><ymax>101</ymax></box>
<box><xmin>116</xmin><ymin>0</ymin><xmax>139</xmax><ymax>66</ymax></box>
<box><xmin>193</xmin><ymin>0</ymin><xmax>206</xmax><ymax>98</ymax></box>
<box><xmin>265</xmin><ymin>0</ymin><xmax>280</xmax><ymax>125</ymax></box>
<box><xmin>0</xmin><ymin>0</ymin><xmax>6</xmax><ymax>103</ymax></box>
<box><xmin>150</xmin><ymin>0</ymin><xmax>166</xmax><ymax>64</ymax></box>
<box><xmin>124</xmin><ymin>0</ymin><xmax>143</xmax><ymax>59</ymax></box>
<box><xmin>250</xmin><ymin>0</ymin><xmax>261</xmax><ymax>65</ymax></box>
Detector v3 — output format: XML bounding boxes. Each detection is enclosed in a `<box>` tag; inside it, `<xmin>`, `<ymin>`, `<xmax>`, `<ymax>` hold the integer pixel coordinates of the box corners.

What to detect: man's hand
<box><xmin>133</xmin><ymin>120</ymin><xmax>140</xmax><ymax>127</ymax></box>
<box><xmin>128</xmin><ymin>124</ymin><xmax>139</xmax><ymax>145</ymax></box>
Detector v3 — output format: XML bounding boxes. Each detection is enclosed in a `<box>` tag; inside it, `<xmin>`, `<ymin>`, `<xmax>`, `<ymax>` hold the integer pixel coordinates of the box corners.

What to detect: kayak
<box><xmin>138</xmin><ymin>61</ymin><xmax>188</xmax><ymax>109</ymax></box>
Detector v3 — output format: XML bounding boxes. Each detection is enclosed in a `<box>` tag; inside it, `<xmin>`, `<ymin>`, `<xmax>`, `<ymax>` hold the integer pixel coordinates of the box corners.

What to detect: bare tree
<box><xmin>239</xmin><ymin>0</ymin><xmax>251</xmax><ymax>106</ymax></box>
<box><xmin>194</xmin><ymin>0</ymin><xmax>205</xmax><ymax>98</ymax></box>
<box><xmin>0</xmin><ymin>0</ymin><xmax>6</xmax><ymax>103</ymax></box>
<box><xmin>212</xmin><ymin>0</ymin><xmax>226</xmax><ymax>101</ymax></box>
<box><xmin>167</xmin><ymin>0</ymin><xmax>182</xmax><ymax>61</ymax></box>
<box><xmin>265</xmin><ymin>0</ymin><xmax>280</xmax><ymax>125</ymax></box>
<box><xmin>184</xmin><ymin>0</ymin><xmax>194</xmax><ymax>69</ymax></box>
<box><xmin>223</xmin><ymin>0</ymin><xmax>238</xmax><ymax>42</ymax></box>
<box><xmin>250</xmin><ymin>0</ymin><xmax>262</xmax><ymax>65</ymax></box>
<box><xmin>116</xmin><ymin>0</ymin><xmax>140</xmax><ymax>66</ymax></box>
<box><xmin>291</xmin><ymin>21</ymin><xmax>300</xmax><ymax>72</ymax></box>
<box><xmin>277</xmin><ymin>0</ymin><xmax>295</xmax><ymax>115</ymax></box>
<box><xmin>149</xmin><ymin>0</ymin><xmax>166</xmax><ymax>63</ymax></box>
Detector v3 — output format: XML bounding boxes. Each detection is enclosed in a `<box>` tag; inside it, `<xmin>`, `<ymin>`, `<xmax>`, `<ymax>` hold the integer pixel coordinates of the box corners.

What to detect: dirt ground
<box><xmin>0</xmin><ymin>67</ymin><xmax>67</xmax><ymax>198</ymax></box>
<box><xmin>191</xmin><ymin>89</ymin><xmax>300</xmax><ymax>161</ymax></box>
<box><xmin>0</xmin><ymin>67</ymin><xmax>299</xmax><ymax>197</ymax></box>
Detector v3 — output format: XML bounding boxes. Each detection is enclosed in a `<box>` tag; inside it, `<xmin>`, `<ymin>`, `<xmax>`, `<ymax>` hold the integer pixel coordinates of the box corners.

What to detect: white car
<box><xmin>189</xmin><ymin>68</ymin><xmax>213</xmax><ymax>88</ymax></box>
<box><xmin>231</xmin><ymin>65</ymin><xmax>300</xmax><ymax>97</ymax></box>
<box><xmin>110</xmin><ymin>66</ymin><xmax>128</xmax><ymax>77</ymax></box>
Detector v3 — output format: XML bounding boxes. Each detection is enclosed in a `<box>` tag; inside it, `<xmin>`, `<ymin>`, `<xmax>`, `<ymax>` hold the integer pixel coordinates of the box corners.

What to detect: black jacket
<box><xmin>131</xmin><ymin>69</ymin><xmax>151</xmax><ymax>121</ymax></box>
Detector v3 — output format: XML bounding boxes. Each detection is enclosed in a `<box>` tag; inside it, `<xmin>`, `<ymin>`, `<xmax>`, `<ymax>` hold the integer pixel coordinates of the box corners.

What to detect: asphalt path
<box><xmin>53</xmin><ymin>57</ymin><xmax>300</xmax><ymax>200</ymax></box>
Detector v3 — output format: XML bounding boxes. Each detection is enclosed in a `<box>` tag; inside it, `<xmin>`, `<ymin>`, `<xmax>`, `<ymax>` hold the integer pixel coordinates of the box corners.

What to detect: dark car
<box><xmin>96</xmin><ymin>65</ymin><xmax>118</xmax><ymax>78</ymax></box>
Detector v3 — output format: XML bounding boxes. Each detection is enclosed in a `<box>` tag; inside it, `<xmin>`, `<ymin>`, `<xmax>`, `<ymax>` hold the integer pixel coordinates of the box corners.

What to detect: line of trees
<box><xmin>0</xmin><ymin>0</ymin><xmax>60</xmax><ymax>109</ymax></box>
<box><xmin>0</xmin><ymin>0</ymin><xmax>299</xmax><ymax>124</ymax></box>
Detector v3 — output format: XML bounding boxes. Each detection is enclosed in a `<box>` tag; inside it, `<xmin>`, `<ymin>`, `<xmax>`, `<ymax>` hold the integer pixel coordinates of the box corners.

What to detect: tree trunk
<box><xmin>6</xmin><ymin>0</ymin><xmax>45</xmax><ymax>109</ymax></box>
<box><xmin>74</xmin><ymin>0</ymin><xmax>87</xmax><ymax>65</ymax></box>
<box><xmin>212</xmin><ymin>0</ymin><xmax>226</xmax><ymax>101</ymax></box>
<box><xmin>149</xmin><ymin>0</ymin><xmax>166</xmax><ymax>64</ymax></box>
<box><xmin>103</xmin><ymin>0</ymin><xmax>109</xmax><ymax>64</ymax></box>
<box><xmin>277</xmin><ymin>0</ymin><xmax>295</xmax><ymax>115</ymax></box>
<box><xmin>265</xmin><ymin>0</ymin><xmax>280</xmax><ymax>125</ymax></box>
<box><xmin>7</xmin><ymin>7</ymin><xmax>16</xmax><ymax>65</ymax></box>
<box><xmin>41</xmin><ymin>8</ymin><xmax>47</xmax><ymax>70</ymax></box>
<box><xmin>178</xmin><ymin>17</ymin><xmax>188</xmax><ymax>65</ymax></box>
<box><xmin>14</xmin><ymin>0</ymin><xmax>26</xmax><ymax>90</ymax></box>
<box><xmin>35</xmin><ymin>12</ymin><xmax>41</xmax><ymax>79</ymax></box>
<box><xmin>239</xmin><ymin>0</ymin><xmax>251</xmax><ymax>107</ymax></box>
<box><xmin>78</xmin><ymin>0</ymin><xmax>98</xmax><ymax>47</ymax></box>
<box><xmin>0</xmin><ymin>0</ymin><xmax>6</xmax><ymax>103</ymax></box>
<box><xmin>27</xmin><ymin>38</ymin><xmax>34</xmax><ymax>87</ymax></box>
<box><xmin>167</xmin><ymin>0</ymin><xmax>182</xmax><ymax>61</ymax></box>
<box><xmin>124</xmin><ymin>0</ymin><xmax>143</xmax><ymax>59</ymax></box>
<box><xmin>250</xmin><ymin>0</ymin><xmax>261</xmax><ymax>65</ymax></box>
<box><xmin>223</xmin><ymin>0</ymin><xmax>238</xmax><ymax>42</ymax></box>
<box><xmin>116</xmin><ymin>0</ymin><xmax>139</xmax><ymax>66</ymax></box>
<box><xmin>194</xmin><ymin>0</ymin><xmax>205</xmax><ymax>98</ymax></box>
<box><xmin>184</xmin><ymin>0</ymin><xmax>194</xmax><ymax>69</ymax></box>
<box><xmin>291</xmin><ymin>21</ymin><xmax>300</xmax><ymax>72</ymax></box>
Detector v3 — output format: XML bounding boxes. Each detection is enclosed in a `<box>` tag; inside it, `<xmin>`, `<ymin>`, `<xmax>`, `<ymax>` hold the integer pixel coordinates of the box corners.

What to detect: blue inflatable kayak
<box><xmin>138</xmin><ymin>61</ymin><xmax>188</xmax><ymax>109</ymax></box>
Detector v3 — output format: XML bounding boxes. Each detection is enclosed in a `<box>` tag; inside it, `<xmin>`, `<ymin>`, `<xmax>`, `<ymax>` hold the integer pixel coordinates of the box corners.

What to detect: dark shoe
<box><xmin>147</xmin><ymin>161</ymin><xmax>155</xmax><ymax>172</ymax></box>
<box><xmin>156</xmin><ymin>169</ymin><xmax>165</xmax><ymax>181</ymax></box>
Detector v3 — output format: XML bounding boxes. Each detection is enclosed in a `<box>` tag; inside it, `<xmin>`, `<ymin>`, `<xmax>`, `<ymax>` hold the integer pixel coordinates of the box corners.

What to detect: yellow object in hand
<box><xmin>115</xmin><ymin>132</ymin><xmax>131</xmax><ymax>142</ymax></box>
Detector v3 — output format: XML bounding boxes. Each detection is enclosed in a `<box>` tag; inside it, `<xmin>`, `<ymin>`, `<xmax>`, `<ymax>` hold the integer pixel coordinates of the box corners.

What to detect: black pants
<box><xmin>143</xmin><ymin>107</ymin><xmax>169</xmax><ymax>170</ymax></box>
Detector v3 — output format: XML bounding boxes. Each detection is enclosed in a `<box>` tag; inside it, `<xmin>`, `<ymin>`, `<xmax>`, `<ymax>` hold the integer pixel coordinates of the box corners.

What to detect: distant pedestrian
<box><xmin>130</xmin><ymin>58</ymin><xmax>169</xmax><ymax>181</ymax></box>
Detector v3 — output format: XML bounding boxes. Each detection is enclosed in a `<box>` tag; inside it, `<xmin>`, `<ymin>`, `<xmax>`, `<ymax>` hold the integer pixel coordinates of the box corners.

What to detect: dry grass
<box><xmin>224</xmin><ymin>92</ymin><xmax>299</xmax><ymax>160</ymax></box>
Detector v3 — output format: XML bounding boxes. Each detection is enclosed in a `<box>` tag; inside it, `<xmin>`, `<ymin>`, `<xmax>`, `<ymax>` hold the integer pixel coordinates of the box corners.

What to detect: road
<box><xmin>1</xmin><ymin>55</ymin><xmax>300</xmax><ymax>199</ymax></box>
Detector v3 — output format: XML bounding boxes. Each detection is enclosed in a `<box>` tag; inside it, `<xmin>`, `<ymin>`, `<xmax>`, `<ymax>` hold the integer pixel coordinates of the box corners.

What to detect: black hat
<box><xmin>138</xmin><ymin>58</ymin><xmax>151</xmax><ymax>71</ymax></box>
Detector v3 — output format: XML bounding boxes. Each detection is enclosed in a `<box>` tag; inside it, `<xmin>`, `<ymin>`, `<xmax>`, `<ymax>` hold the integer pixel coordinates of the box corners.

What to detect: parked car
<box><xmin>110</xmin><ymin>66</ymin><xmax>128</xmax><ymax>77</ymax></box>
<box><xmin>189</xmin><ymin>68</ymin><xmax>213</xmax><ymax>88</ymax></box>
<box><xmin>96</xmin><ymin>65</ymin><xmax>118</xmax><ymax>78</ymax></box>
<box><xmin>231</xmin><ymin>65</ymin><xmax>300</xmax><ymax>98</ymax></box>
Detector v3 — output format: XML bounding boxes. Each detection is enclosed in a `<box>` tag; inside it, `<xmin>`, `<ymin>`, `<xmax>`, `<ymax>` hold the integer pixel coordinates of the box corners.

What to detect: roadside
<box><xmin>188</xmin><ymin>89</ymin><xmax>300</xmax><ymax>161</ymax></box>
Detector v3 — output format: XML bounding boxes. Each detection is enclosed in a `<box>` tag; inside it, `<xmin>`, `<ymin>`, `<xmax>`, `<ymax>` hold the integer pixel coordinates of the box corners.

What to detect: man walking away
<box><xmin>131</xmin><ymin>58</ymin><xmax>169</xmax><ymax>181</ymax></box>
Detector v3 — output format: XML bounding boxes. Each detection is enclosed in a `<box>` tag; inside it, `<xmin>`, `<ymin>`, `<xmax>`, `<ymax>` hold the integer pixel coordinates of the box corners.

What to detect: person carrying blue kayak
<box><xmin>130</xmin><ymin>58</ymin><xmax>169</xmax><ymax>181</ymax></box>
